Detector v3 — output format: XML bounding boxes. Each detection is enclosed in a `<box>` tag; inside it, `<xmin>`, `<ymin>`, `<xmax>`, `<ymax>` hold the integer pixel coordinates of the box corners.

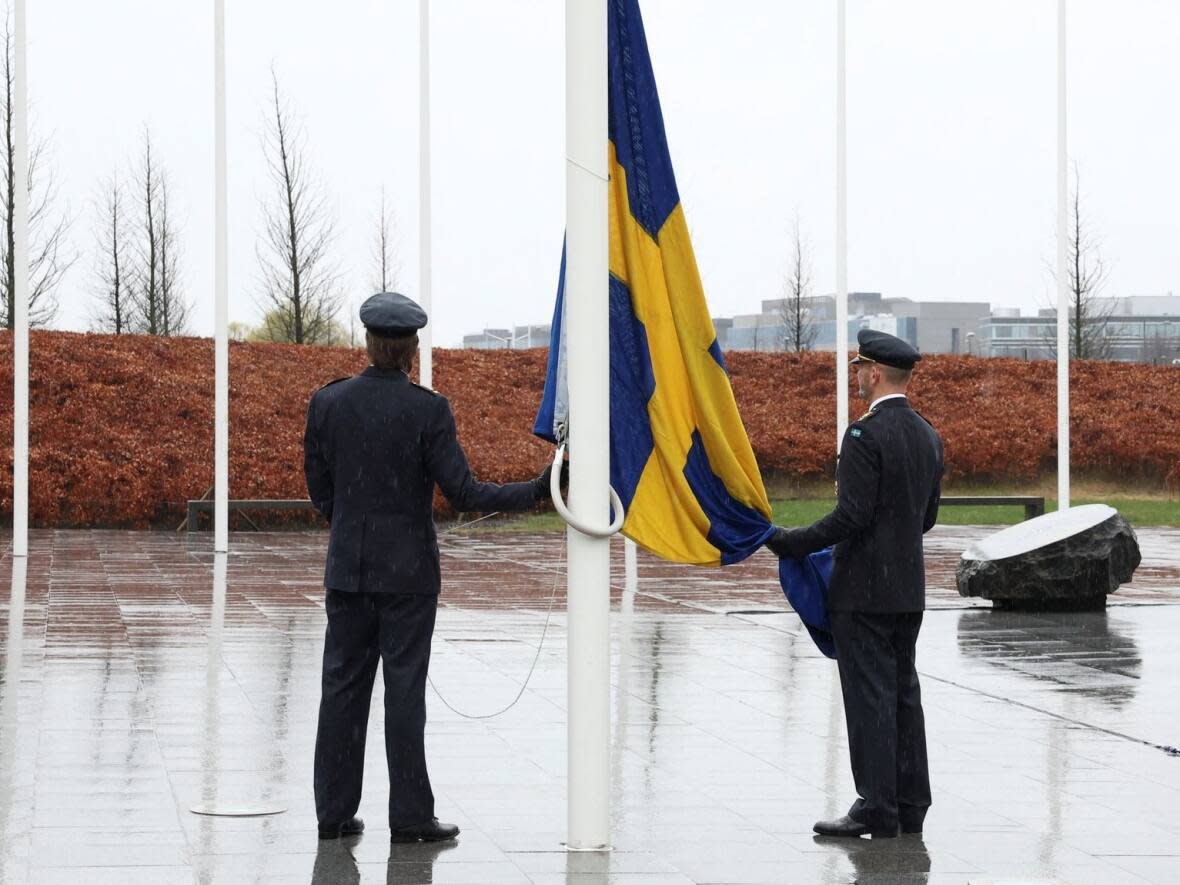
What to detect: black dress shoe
<box><xmin>390</xmin><ymin>818</ymin><xmax>460</xmax><ymax>843</ymax></box>
<box><xmin>813</xmin><ymin>814</ymin><xmax>898</xmax><ymax>839</ymax></box>
<box><xmin>899</xmin><ymin>805</ymin><xmax>925</xmax><ymax>835</ymax></box>
<box><xmin>318</xmin><ymin>816</ymin><xmax>365</xmax><ymax>840</ymax></box>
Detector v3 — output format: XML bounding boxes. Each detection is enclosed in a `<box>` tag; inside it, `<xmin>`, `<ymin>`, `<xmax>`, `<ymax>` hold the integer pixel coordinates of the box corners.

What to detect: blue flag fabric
<box><xmin>534</xmin><ymin>0</ymin><xmax>832</xmax><ymax>657</ymax></box>
<box><xmin>778</xmin><ymin>548</ymin><xmax>836</xmax><ymax>658</ymax></box>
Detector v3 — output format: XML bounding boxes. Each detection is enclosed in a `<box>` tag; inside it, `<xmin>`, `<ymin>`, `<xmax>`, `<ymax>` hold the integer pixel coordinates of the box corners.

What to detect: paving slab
<box><xmin>0</xmin><ymin>526</ymin><xmax>1178</xmax><ymax>884</ymax></box>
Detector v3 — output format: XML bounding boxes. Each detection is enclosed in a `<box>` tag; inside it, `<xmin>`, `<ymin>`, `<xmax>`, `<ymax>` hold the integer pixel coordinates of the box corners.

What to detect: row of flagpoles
<box><xmin>8</xmin><ymin>0</ymin><xmax>1075</xmax><ymax>849</ymax></box>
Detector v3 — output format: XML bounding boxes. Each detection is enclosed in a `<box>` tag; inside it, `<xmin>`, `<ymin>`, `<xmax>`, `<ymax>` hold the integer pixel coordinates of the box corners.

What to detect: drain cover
<box><xmin>190</xmin><ymin>803</ymin><xmax>286</xmax><ymax>817</ymax></box>
<box><xmin>726</xmin><ymin>609</ymin><xmax>782</xmax><ymax>615</ymax></box>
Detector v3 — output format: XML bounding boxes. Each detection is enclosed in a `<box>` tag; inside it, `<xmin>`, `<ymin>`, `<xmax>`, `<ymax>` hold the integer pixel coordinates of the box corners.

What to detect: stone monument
<box><xmin>956</xmin><ymin>504</ymin><xmax>1141</xmax><ymax>610</ymax></box>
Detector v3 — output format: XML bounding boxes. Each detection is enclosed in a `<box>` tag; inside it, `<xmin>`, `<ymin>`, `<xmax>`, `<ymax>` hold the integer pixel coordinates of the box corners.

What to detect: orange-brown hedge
<box><xmin>0</xmin><ymin>331</ymin><xmax>1175</xmax><ymax>528</ymax></box>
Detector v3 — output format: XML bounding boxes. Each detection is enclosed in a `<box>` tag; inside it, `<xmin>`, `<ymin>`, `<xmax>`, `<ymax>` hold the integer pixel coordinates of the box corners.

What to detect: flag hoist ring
<box><xmin>550</xmin><ymin>443</ymin><xmax>625</xmax><ymax>538</ymax></box>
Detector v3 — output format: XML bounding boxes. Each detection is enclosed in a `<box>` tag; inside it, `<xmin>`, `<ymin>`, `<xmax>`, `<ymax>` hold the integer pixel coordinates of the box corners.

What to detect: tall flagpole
<box><xmin>12</xmin><ymin>0</ymin><xmax>28</xmax><ymax>558</ymax></box>
<box><xmin>835</xmin><ymin>0</ymin><xmax>849</xmax><ymax>449</ymax></box>
<box><xmin>214</xmin><ymin>0</ymin><xmax>229</xmax><ymax>552</ymax></box>
<box><xmin>565</xmin><ymin>0</ymin><xmax>610</xmax><ymax>852</ymax></box>
<box><xmin>418</xmin><ymin>0</ymin><xmax>433</xmax><ymax>389</ymax></box>
<box><xmin>1056</xmin><ymin>0</ymin><xmax>1070</xmax><ymax>510</ymax></box>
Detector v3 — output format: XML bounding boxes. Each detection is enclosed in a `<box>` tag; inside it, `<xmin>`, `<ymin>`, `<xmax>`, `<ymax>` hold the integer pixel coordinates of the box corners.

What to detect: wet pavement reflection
<box><xmin>957</xmin><ymin>608</ymin><xmax>1142</xmax><ymax>707</ymax></box>
<box><xmin>0</xmin><ymin>525</ymin><xmax>1177</xmax><ymax>884</ymax></box>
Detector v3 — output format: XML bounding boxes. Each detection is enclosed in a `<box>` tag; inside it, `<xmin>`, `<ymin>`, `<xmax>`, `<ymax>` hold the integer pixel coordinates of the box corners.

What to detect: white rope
<box><xmin>443</xmin><ymin>511</ymin><xmax>505</xmax><ymax>532</ymax></box>
<box><xmin>426</xmin><ymin>439</ymin><xmax>621</xmax><ymax>718</ymax></box>
<box><xmin>426</xmin><ymin>535</ymin><xmax>565</xmax><ymax>720</ymax></box>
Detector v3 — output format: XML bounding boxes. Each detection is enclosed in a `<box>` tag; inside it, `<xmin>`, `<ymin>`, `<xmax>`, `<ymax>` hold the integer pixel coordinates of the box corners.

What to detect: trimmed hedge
<box><xmin>0</xmin><ymin>331</ymin><xmax>1175</xmax><ymax>527</ymax></box>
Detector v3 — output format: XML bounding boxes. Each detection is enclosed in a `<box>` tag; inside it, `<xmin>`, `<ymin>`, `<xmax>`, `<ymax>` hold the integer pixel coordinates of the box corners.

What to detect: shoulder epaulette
<box><xmin>914</xmin><ymin>409</ymin><xmax>934</xmax><ymax>426</ymax></box>
<box><xmin>857</xmin><ymin>408</ymin><xmax>878</xmax><ymax>421</ymax></box>
<box><xmin>318</xmin><ymin>376</ymin><xmax>350</xmax><ymax>391</ymax></box>
<box><xmin>410</xmin><ymin>381</ymin><xmax>440</xmax><ymax>396</ymax></box>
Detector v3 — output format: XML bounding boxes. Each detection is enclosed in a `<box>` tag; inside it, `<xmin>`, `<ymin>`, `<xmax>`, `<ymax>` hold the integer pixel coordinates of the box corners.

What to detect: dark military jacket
<box><xmin>303</xmin><ymin>366</ymin><xmax>540</xmax><ymax>594</ymax></box>
<box><xmin>784</xmin><ymin>396</ymin><xmax>944</xmax><ymax>613</ymax></box>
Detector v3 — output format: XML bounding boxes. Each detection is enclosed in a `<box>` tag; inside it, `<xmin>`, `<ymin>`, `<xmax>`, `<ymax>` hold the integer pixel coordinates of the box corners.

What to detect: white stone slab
<box><xmin>961</xmin><ymin>504</ymin><xmax>1117</xmax><ymax>562</ymax></box>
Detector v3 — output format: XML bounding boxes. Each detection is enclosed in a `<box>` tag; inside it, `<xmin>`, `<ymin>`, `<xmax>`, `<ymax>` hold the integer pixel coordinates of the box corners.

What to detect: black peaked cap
<box><xmin>359</xmin><ymin>292</ymin><xmax>428</xmax><ymax>337</ymax></box>
<box><xmin>850</xmin><ymin>328</ymin><xmax>922</xmax><ymax>370</ymax></box>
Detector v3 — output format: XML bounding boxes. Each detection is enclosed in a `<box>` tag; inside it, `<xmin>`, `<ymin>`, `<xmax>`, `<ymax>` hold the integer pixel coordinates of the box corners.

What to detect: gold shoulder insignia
<box><xmin>857</xmin><ymin>409</ymin><xmax>877</xmax><ymax>421</ymax></box>
<box><xmin>410</xmin><ymin>381</ymin><xmax>440</xmax><ymax>396</ymax></box>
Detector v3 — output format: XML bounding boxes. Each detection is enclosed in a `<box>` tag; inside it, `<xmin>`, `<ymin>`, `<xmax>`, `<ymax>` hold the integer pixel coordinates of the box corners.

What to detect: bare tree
<box><xmin>130</xmin><ymin>129</ymin><xmax>164</xmax><ymax>334</ymax></box>
<box><xmin>1</xmin><ymin>12</ymin><xmax>73</xmax><ymax>328</ymax></box>
<box><xmin>779</xmin><ymin>212</ymin><xmax>817</xmax><ymax>352</ymax></box>
<box><xmin>1045</xmin><ymin>167</ymin><xmax>1115</xmax><ymax>360</ymax></box>
<box><xmin>91</xmin><ymin>174</ymin><xmax>130</xmax><ymax>334</ymax></box>
<box><xmin>371</xmin><ymin>185</ymin><xmax>399</xmax><ymax>293</ymax></box>
<box><xmin>125</xmin><ymin>131</ymin><xmax>188</xmax><ymax>337</ymax></box>
<box><xmin>156</xmin><ymin>178</ymin><xmax>189</xmax><ymax>336</ymax></box>
<box><xmin>255</xmin><ymin>71</ymin><xmax>340</xmax><ymax>345</ymax></box>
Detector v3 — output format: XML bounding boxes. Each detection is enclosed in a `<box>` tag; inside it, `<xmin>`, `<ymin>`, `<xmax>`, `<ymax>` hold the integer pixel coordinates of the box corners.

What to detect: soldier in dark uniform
<box><xmin>766</xmin><ymin>328</ymin><xmax>944</xmax><ymax>839</ymax></box>
<box><xmin>304</xmin><ymin>292</ymin><xmax>557</xmax><ymax>843</ymax></box>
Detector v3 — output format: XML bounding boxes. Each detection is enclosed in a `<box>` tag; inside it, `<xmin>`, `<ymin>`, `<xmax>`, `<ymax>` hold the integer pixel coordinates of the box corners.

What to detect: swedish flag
<box><xmin>535</xmin><ymin>0</ymin><xmax>772</xmax><ymax>567</ymax></box>
<box><xmin>535</xmin><ymin>0</ymin><xmax>834</xmax><ymax>657</ymax></box>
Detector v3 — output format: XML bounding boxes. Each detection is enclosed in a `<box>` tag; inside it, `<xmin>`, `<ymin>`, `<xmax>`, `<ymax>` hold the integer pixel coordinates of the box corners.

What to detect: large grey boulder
<box><xmin>956</xmin><ymin>504</ymin><xmax>1141</xmax><ymax>610</ymax></box>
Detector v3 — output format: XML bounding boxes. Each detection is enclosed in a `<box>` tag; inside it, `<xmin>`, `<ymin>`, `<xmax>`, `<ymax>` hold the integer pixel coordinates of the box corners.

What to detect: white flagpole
<box><xmin>565</xmin><ymin>0</ymin><xmax>610</xmax><ymax>852</ymax></box>
<box><xmin>1056</xmin><ymin>0</ymin><xmax>1070</xmax><ymax>511</ymax></box>
<box><xmin>418</xmin><ymin>0</ymin><xmax>433</xmax><ymax>389</ymax></box>
<box><xmin>0</xmin><ymin>559</ymin><xmax>27</xmax><ymax>817</ymax></box>
<box><xmin>214</xmin><ymin>0</ymin><xmax>229</xmax><ymax>552</ymax></box>
<box><xmin>835</xmin><ymin>0</ymin><xmax>849</xmax><ymax>449</ymax></box>
<box><xmin>1062</xmin><ymin>0</ymin><xmax>1071</xmax><ymax>512</ymax></box>
<box><xmin>12</xmin><ymin>0</ymin><xmax>28</xmax><ymax>558</ymax></box>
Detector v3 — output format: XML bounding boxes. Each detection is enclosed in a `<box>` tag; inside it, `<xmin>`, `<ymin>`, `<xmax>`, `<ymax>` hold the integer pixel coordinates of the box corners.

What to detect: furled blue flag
<box><xmin>534</xmin><ymin>0</ymin><xmax>833</xmax><ymax>657</ymax></box>
<box><xmin>779</xmin><ymin>550</ymin><xmax>836</xmax><ymax>658</ymax></box>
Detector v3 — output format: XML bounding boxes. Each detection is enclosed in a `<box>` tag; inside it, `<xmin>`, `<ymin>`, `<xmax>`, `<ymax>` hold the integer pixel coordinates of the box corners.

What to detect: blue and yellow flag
<box><xmin>534</xmin><ymin>0</ymin><xmax>834</xmax><ymax>655</ymax></box>
<box><xmin>535</xmin><ymin>0</ymin><xmax>771</xmax><ymax>566</ymax></box>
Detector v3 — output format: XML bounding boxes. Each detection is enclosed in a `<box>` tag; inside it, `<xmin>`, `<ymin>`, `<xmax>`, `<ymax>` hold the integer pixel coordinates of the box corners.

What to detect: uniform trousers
<box><xmin>314</xmin><ymin>590</ymin><xmax>438</xmax><ymax>830</ymax></box>
<box><xmin>829</xmin><ymin>610</ymin><xmax>931</xmax><ymax>832</ymax></box>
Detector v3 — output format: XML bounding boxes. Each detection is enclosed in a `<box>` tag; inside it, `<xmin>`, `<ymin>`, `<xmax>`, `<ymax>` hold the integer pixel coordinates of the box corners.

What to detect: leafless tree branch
<box><xmin>371</xmin><ymin>185</ymin><xmax>399</xmax><ymax>293</ymax></box>
<box><xmin>1</xmin><ymin>11</ymin><xmax>74</xmax><ymax>329</ymax></box>
<box><xmin>1043</xmin><ymin>166</ymin><xmax>1116</xmax><ymax>360</ymax></box>
<box><xmin>254</xmin><ymin>70</ymin><xmax>341</xmax><ymax>345</ymax></box>
<box><xmin>156</xmin><ymin>177</ymin><xmax>189</xmax><ymax>336</ymax></box>
<box><xmin>129</xmin><ymin>127</ymin><xmax>164</xmax><ymax>335</ymax></box>
<box><xmin>89</xmin><ymin>173</ymin><xmax>130</xmax><ymax>334</ymax></box>
<box><xmin>779</xmin><ymin>210</ymin><xmax>816</xmax><ymax>353</ymax></box>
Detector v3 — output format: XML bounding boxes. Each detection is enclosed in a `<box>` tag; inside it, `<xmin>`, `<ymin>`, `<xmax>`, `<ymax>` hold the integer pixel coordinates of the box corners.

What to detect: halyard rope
<box><xmin>425</xmin><ymin>526</ymin><xmax>565</xmax><ymax>720</ymax></box>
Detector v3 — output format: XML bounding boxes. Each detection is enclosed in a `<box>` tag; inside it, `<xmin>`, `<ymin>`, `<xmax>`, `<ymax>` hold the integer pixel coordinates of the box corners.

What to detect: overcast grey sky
<box><xmin>30</xmin><ymin>1</ymin><xmax>1180</xmax><ymax>345</ymax></box>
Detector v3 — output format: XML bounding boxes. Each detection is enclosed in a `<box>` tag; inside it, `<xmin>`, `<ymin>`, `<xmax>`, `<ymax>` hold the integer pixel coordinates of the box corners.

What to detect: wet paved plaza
<box><xmin>1</xmin><ymin>524</ymin><xmax>1179</xmax><ymax>884</ymax></box>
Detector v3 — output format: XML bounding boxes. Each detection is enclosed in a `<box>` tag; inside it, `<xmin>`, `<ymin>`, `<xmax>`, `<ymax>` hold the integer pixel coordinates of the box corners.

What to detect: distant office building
<box><xmin>982</xmin><ymin>295</ymin><xmax>1180</xmax><ymax>363</ymax></box>
<box><xmin>461</xmin><ymin>294</ymin><xmax>1180</xmax><ymax>364</ymax></box>
<box><xmin>1099</xmin><ymin>295</ymin><xmax>1180</xmax><ymax>363</ymax></box>
<box><xmin>462</xmin><ymin>324</ymin><xmax>551</xmax><ymax>349</ymax></box>
<box><xmin>979</xmin><ymin>309</ymin><xmax>1054</xmax><ymax>360</ymax></box>
<box><xmin>716</xmin><ymin>292</ymin><xmax>989</xmax><ymax>355</ymax></box>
